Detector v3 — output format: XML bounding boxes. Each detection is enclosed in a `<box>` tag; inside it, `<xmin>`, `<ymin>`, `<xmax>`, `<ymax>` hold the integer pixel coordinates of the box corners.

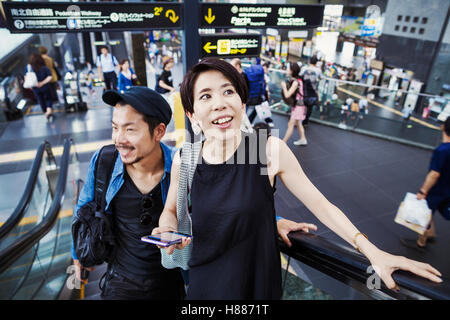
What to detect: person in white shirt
<box><xmin>97</xmin><ymin>46</ymin><xmax>119</xmax><ymax>90</ymax></box>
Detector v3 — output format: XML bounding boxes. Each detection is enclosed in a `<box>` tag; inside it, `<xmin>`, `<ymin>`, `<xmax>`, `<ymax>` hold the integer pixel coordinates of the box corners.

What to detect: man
<box><xmin>230</xmin><ymin>58</ymin><xmax>250</xmax><ymax>89</ymax></box>
<box><xmin>300</xmin><ymin>56</ymin><xmax>323</xmax><ymax>126</ymax></box>
<box><xmin>97</xmin><ymin>46</ymin><xmax>119</xmax><ymax>90</ymax></box>
<box><xmin>72</xmin><ymin>87</ymin><xmax>185</xmax><ymax>299</ymax></box>
<box><xmin>243</xmin><ymin>58</ymin><xmax>275</xmax><ymax>127</ymax></box>
<box><xmin>416</xmin><ymin>116</ymin><xmax>450</xmax><ymax>247</ymax></box>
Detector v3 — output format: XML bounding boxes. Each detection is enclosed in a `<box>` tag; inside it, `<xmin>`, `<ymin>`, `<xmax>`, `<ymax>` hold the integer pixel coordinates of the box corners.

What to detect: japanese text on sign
<box><xmin>201</xmin><ymin>3</ymin><xmax>323</xmax><ymax>29</ymax></box>
<box><xmin>3</xmin><ymin>2</ymin><xmax>182</xmax><ymax>33</ymax></box>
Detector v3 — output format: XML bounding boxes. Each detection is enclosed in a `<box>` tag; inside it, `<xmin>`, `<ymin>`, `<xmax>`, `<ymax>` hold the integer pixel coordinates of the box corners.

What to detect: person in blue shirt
<box><xmin>117</xmin><ymin>59</ymin><xmax>137</xmax><ymax>93</ymax></box>
<box><xmin>416</xmin><ymin>116</ymin><xmax>450</xmax><ymax>247</ymax></box>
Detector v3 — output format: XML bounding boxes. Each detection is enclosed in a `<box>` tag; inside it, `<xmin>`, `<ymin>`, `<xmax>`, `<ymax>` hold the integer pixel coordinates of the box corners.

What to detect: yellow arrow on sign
<box><xmin>165</xmin><ymin>9</ymin><xmax>179</xmax><ymax>23</ymax></box>
<box><xmin>204</xmin><ymin>8</ymin><xmax>215</xmax><ymax>24</ymax></box>
<box><xmin>203</xmin><ymin>42</ymin><xmax>217</xmax><ymax>53</ymax></box>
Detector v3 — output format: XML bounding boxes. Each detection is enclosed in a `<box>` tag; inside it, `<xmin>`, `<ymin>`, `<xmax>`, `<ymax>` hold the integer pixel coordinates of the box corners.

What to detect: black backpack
<box><xmin>282</xmin><ymin>79</ymin><xmax>298</xmax><ymax>107</ymax></box>
<box><xmin>72</xmin><ymin>144</ymin><xmax>118</xmax><ymax>267</ymax></box>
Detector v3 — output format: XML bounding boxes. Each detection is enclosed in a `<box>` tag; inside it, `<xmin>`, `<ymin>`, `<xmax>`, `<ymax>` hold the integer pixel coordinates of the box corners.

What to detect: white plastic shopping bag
<box><xmin>395</xmin><ymin>192</ymin><xmax>432</xmax><ymax>235</ymax></box>
<box><xmin>255</xmin><ymin>101</ymin><xmax>272</xmax><ymax>120</ymax></box>
<box><xmin>23</xmin><ymin>65</ymin><xmax>38</xmax><ymax>89</ymax></box>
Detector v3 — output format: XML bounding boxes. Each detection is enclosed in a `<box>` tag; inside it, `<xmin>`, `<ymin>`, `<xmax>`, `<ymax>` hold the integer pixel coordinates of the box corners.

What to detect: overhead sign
<box><xmin>1</xmin><ymin>1</ymin><xmax>182</xmax><ymax>33</ymax></box>
<box><xmin>200</xmin><ymin>3</ymin><xmax>324</xmax><ymax>29</ymax></box>
<box><xmin>200</xmin><ymin>34</ymin><xmax>261</xmax><ymax>59</ymax></box>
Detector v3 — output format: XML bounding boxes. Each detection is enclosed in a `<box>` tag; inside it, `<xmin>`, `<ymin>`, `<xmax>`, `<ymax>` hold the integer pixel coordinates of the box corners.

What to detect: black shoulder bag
<box><xmin>72</xmin><ymin>144</ymin><xmax>118</xmax><ymax>267</ymax></box>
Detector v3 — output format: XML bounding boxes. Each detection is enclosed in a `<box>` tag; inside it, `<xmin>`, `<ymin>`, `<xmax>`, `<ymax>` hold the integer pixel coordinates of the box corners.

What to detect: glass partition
<box><xmin>262</xmin><ymin>64</ymin><xmax>447</xmax><ymax>150</ymax></box>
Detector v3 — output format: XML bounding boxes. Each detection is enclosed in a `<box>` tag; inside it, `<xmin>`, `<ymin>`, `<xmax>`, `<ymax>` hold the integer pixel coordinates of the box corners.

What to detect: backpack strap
<box><xmin>93</xmin><ymin>144</ymin><xmax>118</xmax><ymax>213</ymax></box>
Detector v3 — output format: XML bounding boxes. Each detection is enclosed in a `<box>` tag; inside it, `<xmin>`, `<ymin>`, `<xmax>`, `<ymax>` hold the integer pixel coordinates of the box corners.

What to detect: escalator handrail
<box><xmin>0</xmin><ymin>142</ymin><xmax>48</xmax><ymax>240</ymax></box>
<box><xmin>279</xmin><ymin>231</ymin><xmax>450</xmax><ymax>300</ymax></box>
<box><xmin>0</xmin><ymin>139</ymin><xmax>72</xmax><ymax>274</ymax></box>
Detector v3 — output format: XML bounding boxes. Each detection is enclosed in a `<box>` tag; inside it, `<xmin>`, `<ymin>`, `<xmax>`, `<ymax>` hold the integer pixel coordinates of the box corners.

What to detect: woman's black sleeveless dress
<box><xmin>186</xmin><ymin>132</ymin><xmax>282</xmax><ymax>299</ymax></box>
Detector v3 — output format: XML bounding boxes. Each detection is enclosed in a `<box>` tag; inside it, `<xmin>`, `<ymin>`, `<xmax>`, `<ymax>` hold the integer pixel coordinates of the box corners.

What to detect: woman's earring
<box><xmin>240</xmin><ymin>113</ymin><xmax>254</xmax><ymax>133</ymax></box>
<box><xmin>191</xmin><ymin>121</ymin><xmax>202</xmax><ymax>135</ymax></box>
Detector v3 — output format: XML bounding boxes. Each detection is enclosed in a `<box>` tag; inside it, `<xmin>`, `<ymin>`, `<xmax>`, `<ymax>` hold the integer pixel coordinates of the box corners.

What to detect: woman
<box><xmin>28</xmin><ymin>53</ymin><xmax>54</xmax><ymax>122</ymax></box>
<box><xmin>154</xmin><ymin>58</ymin><xmax>442</xmax><ymax>299</ymax></box>
<box><xmin>156</xmin><ymin>57</ymin><xmax>175</xmax><ymax>94</ymax></box>
<box><xmin>38</xmin><ymin>46</ymin><xmax>59</xmax><ymax>102</ymax></box>
<box><xmin>117</xmin><ymin>59</ymin><xmax>137</xmax><ymax>93</ymax></box>
<box><xmin>281</xmin><ymin>62</ymin><xmax>307</xmax><ymax>146</ymax></box>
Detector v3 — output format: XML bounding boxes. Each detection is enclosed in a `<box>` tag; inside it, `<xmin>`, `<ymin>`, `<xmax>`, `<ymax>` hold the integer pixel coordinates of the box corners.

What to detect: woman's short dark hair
<box><xmin>180</xmin><ymin>58</ymin><xmax>248</xmax><ymax>114</ymax></box>
<box><xmin>290</xmin><ymin>62</ymin><xmax>300</xmax><ymax>78</ymax></box>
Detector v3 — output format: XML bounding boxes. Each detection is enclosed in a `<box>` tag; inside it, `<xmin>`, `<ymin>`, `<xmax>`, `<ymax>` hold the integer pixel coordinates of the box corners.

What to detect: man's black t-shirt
<box><xmin>110</xmin><ymin>169</ymin><xmax>166</xmax><ymax>280</ymax></box>
<box><xmin>157</xmin><ymin>70</ymin><xmax>173</xmax><ymax>94</ymax></box>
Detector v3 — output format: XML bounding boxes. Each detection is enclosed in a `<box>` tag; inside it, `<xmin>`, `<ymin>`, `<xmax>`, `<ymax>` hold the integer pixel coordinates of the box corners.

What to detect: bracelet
<box><xmin>353</xmin><ymin>232</ymin><xmax>368</xmax><ymax>253</ymax></box>
<box><xmin>418</xmin><ymin>189</ymin><xmax>427</xmax><ymax>195</ymax></box>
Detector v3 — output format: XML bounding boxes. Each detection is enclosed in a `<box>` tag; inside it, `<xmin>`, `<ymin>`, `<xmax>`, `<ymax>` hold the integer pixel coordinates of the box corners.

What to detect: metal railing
<box><xmin>0</xmin><ymin>139</ymin><xmax>78</xmax><ymax>299</ymax></box>
<box><xmin>278</xmin><ymin>232</ymin><xmax>450</xmax><ymax>300</ymax></box>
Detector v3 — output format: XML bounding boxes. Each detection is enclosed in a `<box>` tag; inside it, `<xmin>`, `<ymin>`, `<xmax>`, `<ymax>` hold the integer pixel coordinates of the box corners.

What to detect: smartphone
<box><xmin>141</xmin><ymin>231</ymin><xmax>192</xmax><ymax>247</ymax></box>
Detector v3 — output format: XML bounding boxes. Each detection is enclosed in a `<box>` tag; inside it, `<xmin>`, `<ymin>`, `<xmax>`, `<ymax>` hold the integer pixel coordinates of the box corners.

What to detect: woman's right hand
<box><xmin>151</xmin><ymin>226</ymin><xmax>192</xmax><ymax>255</ymax></box>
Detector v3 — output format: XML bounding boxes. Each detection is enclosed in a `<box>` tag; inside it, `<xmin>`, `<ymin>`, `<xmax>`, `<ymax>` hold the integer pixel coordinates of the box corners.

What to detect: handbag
<box><xmin>282</xmin><ymin>79</ymin><xmax>296</xmax><ymax>106</ymax></box>
<box><xmin>394</xmin><ymin>192</ymin><xmax>432</xmax><ymax>235</ymax></box>
<box><xmin>160</xmin><ymin>140</ymin><xmax>202</xmax><ymax>270</ymax></box>
<box><xmin>255</xmin><ymin>101</ymin><xmax>272</xmax><ymax>120</ymax></box>
<box><xmin>23</xmin><ymin>64</ymin><xmax>38</xmax><ymax>89</ymax></box>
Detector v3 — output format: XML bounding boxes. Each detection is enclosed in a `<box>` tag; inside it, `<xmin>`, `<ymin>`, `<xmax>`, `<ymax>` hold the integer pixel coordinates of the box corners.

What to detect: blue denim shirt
<box><xmin>71</xmin><ymin>142</ymin><xmax>177</xmax><ymax>260</ymax></box>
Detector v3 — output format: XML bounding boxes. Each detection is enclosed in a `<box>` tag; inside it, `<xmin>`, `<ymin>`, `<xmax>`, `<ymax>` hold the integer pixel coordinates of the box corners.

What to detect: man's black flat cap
<box><xmin>102</xmin><ymin>86</ymin><xmax>172</xmax><ymax>125</ymax></box>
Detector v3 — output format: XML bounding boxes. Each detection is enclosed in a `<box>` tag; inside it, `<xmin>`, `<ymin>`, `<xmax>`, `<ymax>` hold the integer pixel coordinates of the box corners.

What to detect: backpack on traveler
<box><xmin>98</xmin><ymin>53</ymin><xmax>118</xmax><ymax>67</ymax></box>
<box><xmin>282</xmin><ymin>79</ymin><xmax>297</xmax><ymax>106</ymax></box>
<box><xmin>72</xmin><ymin>145</ymin><xmax>118</xmax><ymax>267</ymax></box>
<box><xmin>245</xmin><ymin>64</ymin><xmax>265</xmax><ymax>106</ymax></box>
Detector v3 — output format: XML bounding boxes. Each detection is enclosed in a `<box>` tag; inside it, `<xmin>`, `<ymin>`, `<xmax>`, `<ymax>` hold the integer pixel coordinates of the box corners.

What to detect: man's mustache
<box><xmin>115</xmin><ymin>145</ymin><xmax>135</xmax><ymax>150</ymax></box>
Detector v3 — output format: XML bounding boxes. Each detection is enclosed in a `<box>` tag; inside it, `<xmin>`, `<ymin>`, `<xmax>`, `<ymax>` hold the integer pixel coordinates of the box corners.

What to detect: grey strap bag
<box><xmin>161</xmin><ymin>140</ymin><xmax>202</xmax><ymax>270</ymax></box>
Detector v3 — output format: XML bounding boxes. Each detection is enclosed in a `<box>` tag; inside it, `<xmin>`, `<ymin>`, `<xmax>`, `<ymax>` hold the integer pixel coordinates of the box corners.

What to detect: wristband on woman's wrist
<box><xmin>418</xmin><ymin>189</ymin><xmax>427</xmax><ymax>195</ymax></box>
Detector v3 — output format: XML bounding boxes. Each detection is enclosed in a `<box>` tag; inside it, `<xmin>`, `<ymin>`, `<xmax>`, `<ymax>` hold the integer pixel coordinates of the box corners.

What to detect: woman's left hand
<box><xmin>367</xmin><ymin>249</ymin><xmax>442</xmax><ymax>291</ymax></box>
<box><xmin>277</xmin><ymin>218</ymin><xmax>317</xmax><ymax>247</ymax></box>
